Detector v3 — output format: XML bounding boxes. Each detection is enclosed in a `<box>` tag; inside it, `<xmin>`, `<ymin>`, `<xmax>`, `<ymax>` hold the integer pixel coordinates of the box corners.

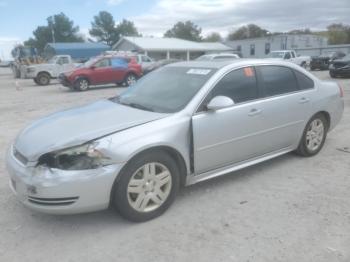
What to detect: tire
<box><xmin>330</xmin><ymin>71</ymin><xmax>336</xmax><ymax>78</ymax></box>
<box><xmin>36</xmin><ymin>73</ymin><xmax>51</xmax><ymax>86</ymax></box>
<box><xmin>123</xmin><ymin>73</ymin><xmax>137</xmax><ymax>87</ymax></box>
<box><xmin>301</xmin><ymin>62</ymin><xmax>307</xmax><ymax>69</ymax></box>
<box><xmin>295</xmin><ymin>114</ymin><xmax>328</xmax><ymax>157</ymax></box>
<box><xmin>74</xmin><ymin>78</ymin><xmax>89</xmax><ymax>91</ymax></box>
<box><xmin>113</xmin><ymin>151</ymin><xmax>180</xmax><ymax>222</ymax></box>
<box><xmin>33</xmin><ymin>77</ymin><xmax>39</xmax><ymax>84</ymax></box>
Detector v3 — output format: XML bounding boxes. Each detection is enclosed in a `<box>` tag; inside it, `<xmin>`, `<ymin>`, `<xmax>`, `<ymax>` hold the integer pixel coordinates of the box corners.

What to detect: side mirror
<box><xmin>206</xmin><ymin>96</ymin><xmax>234</xmax><ymax>111</ymax></box>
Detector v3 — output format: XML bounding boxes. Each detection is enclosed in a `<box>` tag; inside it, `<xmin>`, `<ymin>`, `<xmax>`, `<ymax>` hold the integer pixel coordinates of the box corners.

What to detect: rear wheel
<box><xmin>330</xmin><ymin>71</ymin><xmax>336</xmax><ymax>78</ymax></box>
<box><xmin>123</xmin><ymin>73</ymin><xmax>137</xmax><ymax>87</ymax></box>
<box><xmin>74</xmin><ymin>78</ymin><xmax>89</xmax><ymax>91</ymax></box>
<box><xmin>295</xmin><ymin>114</ymin><xmax>328</xmax><ymax>157</ymax></box>
<box><xmin>301</xmin><ymin>62</ymin><xmax>307</xmax><ymax>69</ymax></box>
<box><xmin>36</xmin><ymin>73</ymin><xmax>51</xmax><ymax>86</ymax></box>
<box><xmin>33</xmin><ymin>77</ymin><xmax>39</xmax><ymax>84</ymax></box>
<box><xmin>113</xmin><ymin>151</ymin><xmax>179</xmax><ymax>222</ymax></box>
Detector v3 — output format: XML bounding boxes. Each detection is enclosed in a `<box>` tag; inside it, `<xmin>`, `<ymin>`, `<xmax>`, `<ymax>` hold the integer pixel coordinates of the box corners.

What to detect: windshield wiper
<box><xmin>120</xmin><ymin>101</ymin><xmax>154</xmax><ymax>112</ymax></box>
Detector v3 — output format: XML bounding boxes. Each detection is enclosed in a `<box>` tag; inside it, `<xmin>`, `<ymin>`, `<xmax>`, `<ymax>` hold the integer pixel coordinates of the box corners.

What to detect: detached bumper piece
<box><xmin>27</xmin><ymin>196</ymin><xmax>79</xmax><ymax>206</ymax></box>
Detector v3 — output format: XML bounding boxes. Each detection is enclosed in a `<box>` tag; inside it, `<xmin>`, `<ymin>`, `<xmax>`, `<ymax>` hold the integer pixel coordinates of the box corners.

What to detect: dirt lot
<box><xmin>0</xmin><ymin>67</ymin><xmax>349</xmax><ymax>262</ymax></box>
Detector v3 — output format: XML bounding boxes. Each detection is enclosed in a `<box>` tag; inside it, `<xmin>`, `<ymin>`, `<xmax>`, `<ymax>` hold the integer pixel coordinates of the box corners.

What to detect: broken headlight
<box><xmin>38</xmin><ymin>143</ymin><xmax>114</xmax><ymax>170</ymax></box>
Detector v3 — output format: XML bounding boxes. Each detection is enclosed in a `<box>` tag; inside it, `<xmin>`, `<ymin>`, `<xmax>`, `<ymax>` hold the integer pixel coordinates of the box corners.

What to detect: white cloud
<box><xmin>130</xmin><ymin>0</ymin><xmax>350</xmax><ymax>38</ymax></box>
<box><xmin>107</xmin><ymin>0</ymin><xmax>124</xmax><ymax>6</ymax></box>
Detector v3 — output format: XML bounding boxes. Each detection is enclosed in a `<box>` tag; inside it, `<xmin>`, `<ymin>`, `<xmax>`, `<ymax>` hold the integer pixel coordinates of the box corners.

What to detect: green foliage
<box><xmin>24</xmin><ymin>13</ymin><xmax>83</xmax><ymax>53</ymax></box>
<box><xmin>228</xmin><ymin>24</ymin><xmax>268</xmax><ymax>40</ymax></box>
<box><xmin>89</xmin><ymin>12</ymin><xmax>139</xmax><ymax>46</ymax></box>
<box><xmin>89</xmin><ymin>11</ymin><xmax>119</xmax><ymax>46</ymax></box>
<box><xmin>116</xmin><ymin>19</ymin><xmax>140</xmax><ymax>38</ymax></box>
<box><xmin>327</xmin><ymin>23</ymin><xmax>350</xmax><ymax>45</ymax></box>
<box><xmin>164</xmin><ymin>21</ymin><xmax>202</xmax><ymax>41</ymax></box>
<box><xmin>288</xmin><ymin>28</ymin><xmax>312</xmax><ymax>35</ymax></box>
<box><xmin>203</xmin><ymin>32</ymin><xmax>222</xmax><ymax>42</ymax></box>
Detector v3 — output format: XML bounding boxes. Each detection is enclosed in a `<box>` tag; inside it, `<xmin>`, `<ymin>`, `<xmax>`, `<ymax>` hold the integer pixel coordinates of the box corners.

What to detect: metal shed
<box><xmin>44</xmin><ymin>42</ymin><xmax>110</xmax><ymax>62</ymax></box>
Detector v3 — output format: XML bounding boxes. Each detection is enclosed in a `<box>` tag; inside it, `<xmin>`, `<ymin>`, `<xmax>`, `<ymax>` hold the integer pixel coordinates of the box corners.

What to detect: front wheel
<box><xmin>113</xmin><ymin>151</ymin><xmax>179</xmax><ymax>222</ymax></box>
<box><xmin>74</xmin><ymin>78</ymin><xmax>89</xmax><ymax>91</ymax></box>
<box><xmin>295</xmin><ymin>114</ymin><xmax>328</xmax><ymax>157</ymax></box>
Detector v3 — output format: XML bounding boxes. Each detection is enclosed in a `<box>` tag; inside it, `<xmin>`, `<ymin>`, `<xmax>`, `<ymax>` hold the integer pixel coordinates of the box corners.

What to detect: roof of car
<box><xmin>167</xmin><ymin>59</ymin><xmax>298</xmax><ymax>69</ymax></box>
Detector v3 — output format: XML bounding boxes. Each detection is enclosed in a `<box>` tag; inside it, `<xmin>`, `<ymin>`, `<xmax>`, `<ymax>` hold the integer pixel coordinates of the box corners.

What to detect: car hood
<box><xmin>14</xmin><ymin>99</ymin><xmax>167</xmax><ymax>161</ymax></box>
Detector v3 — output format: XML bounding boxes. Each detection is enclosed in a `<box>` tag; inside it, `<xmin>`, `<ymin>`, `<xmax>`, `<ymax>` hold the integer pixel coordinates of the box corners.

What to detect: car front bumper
<box><xmin>6</xmin><ymin>146</ymin><xmax>123</xmax><ymax>215</ymax></box>
<box><xmin>58</xmin><ymin>74</ymin><xmax>73</xmax><ymax>87</ymax></box>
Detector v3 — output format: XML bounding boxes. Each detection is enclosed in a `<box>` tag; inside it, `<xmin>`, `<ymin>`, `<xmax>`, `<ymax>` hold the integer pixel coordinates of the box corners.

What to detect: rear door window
<box><xmin>258</xmin><ymin>66</ymin><xmax>298</xmax><ymax>96</ymax></box>
<box><xmin>111</xmin><ymin>57</ymin><xmax>128</xmax><ymax>69</ymax></box>
<box><xmin>294</xmin><ymin>70</ymin><xmax>314</xmax><ymax>90</ymax></box>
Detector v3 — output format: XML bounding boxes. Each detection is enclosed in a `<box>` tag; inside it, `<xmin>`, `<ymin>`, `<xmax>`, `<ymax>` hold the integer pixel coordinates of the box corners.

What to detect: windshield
<box><xmin>270</xmin><ymin>52</ymin><xmax>285</xmax><ymax>58</ymax></box>
<box><xmin>341</xmin><ymin>54</ymin><xmax>350</xmax><ymax>60</ymax></box>
<box><xmin>84</xmin><ymin>57</ymin><xmax>100</xmax><ymax>67</ymax></box>
<box><xmin>114</xmin><ymin>66</ymin><xmax>217</xmax><ymax>113</ymax></box>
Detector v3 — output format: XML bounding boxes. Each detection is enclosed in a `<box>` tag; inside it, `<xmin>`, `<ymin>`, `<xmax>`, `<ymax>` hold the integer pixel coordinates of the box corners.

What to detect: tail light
<box><xmin>338</xmin><ymin>83</ymin><xmax>344</xmax><ymax>97</ymax></box>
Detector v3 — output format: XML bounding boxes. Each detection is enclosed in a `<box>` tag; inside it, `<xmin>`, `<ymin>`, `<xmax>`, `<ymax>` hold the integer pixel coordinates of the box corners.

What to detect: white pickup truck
<box><xmin>269</xmin><ymin>50</ymin><xmax>310</xmax><ymax>68</ymax></box>
<box><xmin>25</xmin><ymin>55</ymin><xmax>80</xmax><ymax>85</ymax></box>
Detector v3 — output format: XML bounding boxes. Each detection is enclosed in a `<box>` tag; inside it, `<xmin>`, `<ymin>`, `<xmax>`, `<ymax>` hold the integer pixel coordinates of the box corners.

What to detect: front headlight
<box><xmin>38</xmin><ymin>142</ymin><xmax>114</xmax><ymax>170</ymax></box>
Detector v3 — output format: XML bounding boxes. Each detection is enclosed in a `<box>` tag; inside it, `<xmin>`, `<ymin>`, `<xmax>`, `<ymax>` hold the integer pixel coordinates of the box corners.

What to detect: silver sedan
<box><xmin>6</xmin><ymin>60</ymin><xmax>344</xmax><ymax>222</ymax></box>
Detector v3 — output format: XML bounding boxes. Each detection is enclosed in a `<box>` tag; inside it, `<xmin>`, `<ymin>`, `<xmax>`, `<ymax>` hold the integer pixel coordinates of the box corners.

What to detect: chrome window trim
<box><xmin>193</xmin><ymin>64</ymin><xmax>316</xmax><ymax>116</ymax></box>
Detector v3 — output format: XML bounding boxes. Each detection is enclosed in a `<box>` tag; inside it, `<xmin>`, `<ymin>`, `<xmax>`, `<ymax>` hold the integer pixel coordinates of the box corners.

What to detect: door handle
<box><xmin>299</xmin><ymin>97</ymin><xmax>310</xmax><ymax>104</ymax></box>
<box><xmin>248</xmin><ymin>108</ymin><xmax>262</xmax><ymax>116</ymax></box>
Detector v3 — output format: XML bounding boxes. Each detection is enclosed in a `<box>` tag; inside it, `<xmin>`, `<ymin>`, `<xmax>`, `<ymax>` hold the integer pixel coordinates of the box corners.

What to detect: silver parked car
<box><xmin>6</xmin><ymin>60</ymin><xmax>344</xmax><ymax>222</ymax></box>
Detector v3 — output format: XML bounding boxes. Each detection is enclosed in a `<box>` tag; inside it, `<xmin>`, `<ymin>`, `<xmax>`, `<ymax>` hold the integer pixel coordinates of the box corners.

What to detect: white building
<box><xmin>225</xmin><ymin>34</ymin><xmax>329</xmax><ymax>58</ymax></box>
<box><xmin>113</xmin><ymin>36</ymin><xmax>233</xmax><ymax>61</ymax></box>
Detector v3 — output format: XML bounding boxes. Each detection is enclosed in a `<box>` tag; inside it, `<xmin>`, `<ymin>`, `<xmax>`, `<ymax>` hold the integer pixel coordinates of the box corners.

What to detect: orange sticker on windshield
<box><xmin>244</xmin><ymin>67</ymin><xmax>254</xmax><ymax>77</ymax></box>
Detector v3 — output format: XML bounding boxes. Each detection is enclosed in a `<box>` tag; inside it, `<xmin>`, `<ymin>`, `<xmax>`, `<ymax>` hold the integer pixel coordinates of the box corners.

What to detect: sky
<box><xmin>0</xmin><ymin>0</ymin><xmax>350</xmax><ymax>59</ymax></box>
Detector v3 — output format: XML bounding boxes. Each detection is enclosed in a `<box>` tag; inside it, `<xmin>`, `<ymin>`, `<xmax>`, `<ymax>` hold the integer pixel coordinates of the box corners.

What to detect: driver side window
<box><xmin>94</xmin><ymin>58</ymin><xmax>110</xmax><ymax>68</ymax></box>
<box><xmin>211</xmin><ymin>67</ymin><xmax>258</xmax><ymax>103</ymax></box>
<box><xmin>198</xmin><ymin>67</ymin><xmax>259</xmax><ymax>112</ymax></box>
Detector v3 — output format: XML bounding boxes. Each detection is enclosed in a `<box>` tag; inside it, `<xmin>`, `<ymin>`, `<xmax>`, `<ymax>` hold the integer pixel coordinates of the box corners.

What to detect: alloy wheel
<box><xmin>306</xmin><ymin>119</ymin><xmax>324</xmax><ymax>151</ymax></box>
<box><xmin>127</xmin><ymin>162</ymin><xmax>172</xmax><ymax>212</ymax></box>
<box><xmin>79</xmin><ymin>79</ymin><xmax>89</xmax><ymax>90</ymax></box>
<box><xmin>126</xmin><ymin>75</ymin><xmax>136</xmax><ymax>86</ymax></box>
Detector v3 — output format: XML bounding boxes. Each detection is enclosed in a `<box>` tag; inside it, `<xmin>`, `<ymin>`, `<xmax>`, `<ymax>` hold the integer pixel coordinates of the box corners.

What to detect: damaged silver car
<box><xmin>7</xmin><ymin>60</ymin><xmax>344</xmax><ymax>222</ymax></box>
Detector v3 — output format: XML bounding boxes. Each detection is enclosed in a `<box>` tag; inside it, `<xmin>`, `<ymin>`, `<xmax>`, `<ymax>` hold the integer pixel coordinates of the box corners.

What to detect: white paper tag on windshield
<box><xmin>187</xmin><ymin>69</ymin><xmax>211</xmax><ymax>75</ymax></box>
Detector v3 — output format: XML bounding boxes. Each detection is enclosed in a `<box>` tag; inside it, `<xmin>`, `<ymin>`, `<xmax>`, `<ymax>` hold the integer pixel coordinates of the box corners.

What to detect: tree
<box><xmin>164</xmin><ymin>21</ymin><xmax>202</xmax><ymax>41</ymax></box>
<box><xmin>288</xmin><ymin>28</ymin><xmax>312</xmax><ymax>35</ymax></box>
<box><xmin>24</xmin><ymin>13</ymin><xmax>83</xmax><ymax>53</ymax></box>
<box><xmin>89</xmin><ymin>11</ymin><xmax>118</xmax><ymax>46</ymax></box>
<box><xmin>228</xmin><ymin>24</ymin><xmax>268</xmax><ymax>40</ymax></box>
<box><xmin>327</xmin><ymin>23</ymin><xmax>350</xmax><ymax>44</ymax></box>
<box><xmin>116</xmin><ymin>19</ymin><xmax>140</xmax><ymax>38</ymax></box>
<box><xmin>203</xmin><ymin>32</ymin><xmax>222</xmax><ymax>42</ymax></box>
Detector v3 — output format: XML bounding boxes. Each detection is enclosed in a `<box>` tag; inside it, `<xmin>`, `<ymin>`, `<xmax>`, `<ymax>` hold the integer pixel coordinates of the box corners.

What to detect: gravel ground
<box><xmin>0</xmin><ymin>67</ymin><xmax>349</xmax><ymax>262</ymax></box>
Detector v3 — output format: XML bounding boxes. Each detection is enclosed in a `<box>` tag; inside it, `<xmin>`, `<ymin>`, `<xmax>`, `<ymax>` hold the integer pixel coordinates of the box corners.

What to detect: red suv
<box><xmin>59</xmin><ymin>55</ymin><xmax>142</xmax><ymax>91</ymax></box>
